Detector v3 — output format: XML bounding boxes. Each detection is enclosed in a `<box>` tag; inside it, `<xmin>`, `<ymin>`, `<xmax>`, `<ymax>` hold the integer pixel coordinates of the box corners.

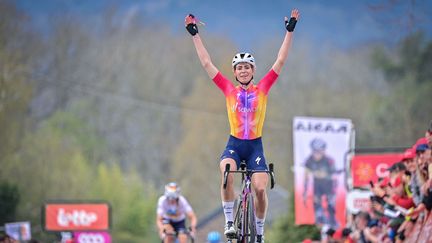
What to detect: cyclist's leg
<box><xmin>220</xmin><ymin>157</ymin><xmax>238</xmax><ymax>237</ymax></box>
<box><xmin>220</xmin><ymin>138</ymin><xmax>241</xmax><ymax>220</ymax></box>
<box><xmin>220</xmin><ymin>139</ymin><xmax>241</xmax><ymax>237</ymax></box>
<box><xmin>251</xmin><ymin>172</ymin><xmax>268</xmax><ymax>216</ymax></box>
<box><xmin>220</xmin><ymin>157</ymin><xmax>238</xmax><ymax>202</ymax></box>
<box><xmin>171</xmin><ymin>220</ymin><xmax>188</xmax><ymax>243</ymax></box>
<box><xmin>248</xmin><ymin>143</ymin><xmax>268</xmax><ymax>239</ymax></box>
<box><xmin>162</xmin><ymin>221</ymin><xmax>176</xmax><ymax>243</ymax></box>
<box><xmin>248</xmin><ymin>140</ymin><xmax>269</xmax><ymax>220</ymax></box>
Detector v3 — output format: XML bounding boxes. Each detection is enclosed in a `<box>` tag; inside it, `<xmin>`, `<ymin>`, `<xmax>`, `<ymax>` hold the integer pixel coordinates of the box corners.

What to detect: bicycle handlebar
<box><xmin>162</xmin><ymin>227</ymin><xmax>195</xmax><ymax>240</ymax></box>
<box><xmin>223</xmin><ymin>163</ymin><xmax>276</xmax><ymax>189</ymax></box>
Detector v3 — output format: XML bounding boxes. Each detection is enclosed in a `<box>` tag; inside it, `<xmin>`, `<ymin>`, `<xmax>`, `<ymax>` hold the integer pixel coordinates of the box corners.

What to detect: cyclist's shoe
<box><xmin>256</xmin><ymin>235</ymin><xmax>264</xmax><ymax>243</ymax></box>
<box><xmin>224</xmin><ymin>221</ymin><xmax>236</xmax><ymax>238</ymax></box>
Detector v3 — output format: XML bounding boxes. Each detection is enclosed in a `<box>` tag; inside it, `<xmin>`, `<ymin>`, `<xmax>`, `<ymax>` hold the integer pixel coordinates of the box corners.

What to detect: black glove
<box><xmin>285</xmin><ymin>17</ymin><xmax>297</xmax><ymax>32</ymax></box>
<box><xmin>185</xmin><ymin>14</ymin><xmax>198</xmax><ymax>36</ymax></box>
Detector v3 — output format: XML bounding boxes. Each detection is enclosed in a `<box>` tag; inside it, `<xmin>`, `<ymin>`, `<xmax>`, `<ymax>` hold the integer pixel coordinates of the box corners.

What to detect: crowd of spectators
<box><xmin>320</xmin><ymin>121</ymin><xmax>432</xmax><ymax>243</ymax></box>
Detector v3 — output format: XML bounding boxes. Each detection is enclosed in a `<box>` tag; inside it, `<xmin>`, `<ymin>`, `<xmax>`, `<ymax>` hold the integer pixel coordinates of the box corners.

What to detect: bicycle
<box><xmin>223</xmin><ymin>161</ymin><xmax>275</xmax><ymax>243</ymax></box>
<box><xmin>161</xmin><ymin>227</ymin><xmax>195</xmax><ymax>243</ymax></box>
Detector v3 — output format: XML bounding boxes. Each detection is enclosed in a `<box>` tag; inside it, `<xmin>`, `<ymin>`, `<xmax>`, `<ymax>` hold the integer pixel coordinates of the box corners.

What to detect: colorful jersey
<box><xmin>157</xmin><ymin>195</ymin><xmax>193</xmax><ymax>222</ymax></box>
<box><xmin>212</xmin><ymin>69</ymin><xmax>278</xmax><ymax>140</ymax></box>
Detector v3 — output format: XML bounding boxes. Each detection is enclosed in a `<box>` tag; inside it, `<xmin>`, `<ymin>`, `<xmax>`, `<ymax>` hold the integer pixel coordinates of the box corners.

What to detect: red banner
<box><xmin>44</xmin><ymin>203</ymin><xmax>110</xmax><ymax>231</ymax></box>
<box><xmin>351</xmin><ymin>153</ymin><xmax>401</xmax><ymax>188</ymax></box>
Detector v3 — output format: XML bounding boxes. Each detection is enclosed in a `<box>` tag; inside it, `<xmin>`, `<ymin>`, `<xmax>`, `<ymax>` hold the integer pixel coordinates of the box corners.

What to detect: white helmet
<box><xmin>232</xmin><ymin>52</ymin><xmax>256</xmax><ymax>69</ymax></box>
<box><xmin>164</xmin><ymin>182</ymin><xmax>180</xmax><ymax>199</ymax></box>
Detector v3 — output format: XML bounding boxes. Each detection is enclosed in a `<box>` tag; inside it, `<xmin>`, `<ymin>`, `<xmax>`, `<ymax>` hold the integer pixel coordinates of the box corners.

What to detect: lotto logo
<box><xmin>45</xmin><ymin>203</ymin><xmax>110</xmax><ymax>231</ymax></box>
<box><xmin>57</xmin><ymin>209</ymin><xmax>98</xmax><ymax>227</ymax></box>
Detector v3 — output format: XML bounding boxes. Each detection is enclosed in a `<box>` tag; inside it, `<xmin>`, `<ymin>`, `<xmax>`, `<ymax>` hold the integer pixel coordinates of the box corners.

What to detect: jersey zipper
<box><xmin>244</xmin><ymin>89</ymin><xmax>248</xmax><ymax>139</ymax></box>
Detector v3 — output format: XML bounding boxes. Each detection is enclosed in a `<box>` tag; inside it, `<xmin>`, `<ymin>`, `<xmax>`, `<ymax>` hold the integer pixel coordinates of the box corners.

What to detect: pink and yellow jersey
<box><xmin>212</xmin><ymin>69</ymin><xmax>278</xmax><ymax>140</ymax></box>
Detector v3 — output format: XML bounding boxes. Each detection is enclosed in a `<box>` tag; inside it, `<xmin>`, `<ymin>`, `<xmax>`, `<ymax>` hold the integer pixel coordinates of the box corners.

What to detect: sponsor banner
<box><xmin>44</xmin><ymin>202</ymin><xmax>110</xmax><ymax>231</ymax></box>
<box><xmin>4</xmin><ymin>221</ymin><xmax>31</xmax><ymax>241</ymax></box>
<box><xmin>351</xmin><ymin>154</ymin><xmax>401</xmax><ymax>188</ymax></box>
<box><xmin>346</xmin><ymin>190</ymin><xmax>373</xmax><ymax>214</ymax></box>
<box><xmin>74</xmin><ymin>231</ymin><xmax>111</xmax><ymax>243</ymax></box>
<box><xmin>293</xmin><ymin>116</ymin><xmax>352</xmax><ymax>227</ymax></box>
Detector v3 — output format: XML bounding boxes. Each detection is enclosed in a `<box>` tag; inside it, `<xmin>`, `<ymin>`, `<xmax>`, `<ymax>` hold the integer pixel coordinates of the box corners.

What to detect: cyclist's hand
<box><xmin>190</xmin><ymin>230</ymin><xmax>196</xmax><ymax>238</ymax></box>
<box><xmin>185</xmin><ymin>14</ymin><xmax>198</xmax><ymax>36</ymax></box>
<box><xmin>285</xmin><ymin>9</ymin><xmax>300</xmax><ymax>32</ymax></box>
<box><xmin>159</xmin><ymin>230</ymin><xmax>165</xmax><ymax>239</ymax></box>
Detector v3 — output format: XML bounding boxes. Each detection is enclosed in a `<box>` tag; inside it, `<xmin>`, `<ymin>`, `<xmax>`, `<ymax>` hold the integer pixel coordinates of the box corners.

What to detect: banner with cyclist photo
<box><xmin>293</xmin><ymin>116</ymin><xmax>353</xmax><ymax>227</ymax></box>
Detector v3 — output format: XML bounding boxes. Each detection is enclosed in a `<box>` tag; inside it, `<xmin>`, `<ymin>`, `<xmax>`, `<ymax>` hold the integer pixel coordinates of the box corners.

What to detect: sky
<box><xmin>14</xmin><ymin>0</ymin><xmax>432</xmax><ymax>50</ymax></box>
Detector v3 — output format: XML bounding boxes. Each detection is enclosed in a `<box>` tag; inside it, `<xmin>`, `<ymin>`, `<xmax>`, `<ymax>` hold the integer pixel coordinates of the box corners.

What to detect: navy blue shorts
<box><xmin>163</xmin><ymin>218</ymin><xmax>187</xmax><ymax>233</ymax></box>
<box><xmin>220</xmin><ymin>135</ymin><xmax>267</xmax><ymax>170</ymax></box>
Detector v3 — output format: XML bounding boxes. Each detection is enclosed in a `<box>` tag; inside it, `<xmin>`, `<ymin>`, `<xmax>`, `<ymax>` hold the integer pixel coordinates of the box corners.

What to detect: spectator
<box><xmin>408</xmin><ymin>143</ymin><xmax>432</xmax><ymax>219</ymax></box>
<box><xmin>0</xmin><ymin>234</ymin><xmax>17</xmax><ymax>243</ymax></box>
<box><xmin>351</xmin><ymin>212</ymin><xmax>369</xmax><ymax>243</ymax></box>
<box><xmin>402</xmin><ymin>148</ymin><xmax>423</xmax><ymax>205</ymax></box>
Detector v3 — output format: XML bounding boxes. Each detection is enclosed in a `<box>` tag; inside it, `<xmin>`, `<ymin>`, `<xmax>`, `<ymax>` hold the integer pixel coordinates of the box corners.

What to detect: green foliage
<box><xmin>267</xmin><ymin>215</ymin><xmax>321</xmax><ymax>242</ymax></box>
<box><xmin>367</xmin><ymin>31</ymin><xmax>432</xmax><ymax>145</ymax></box>
<box><xmin>90</xmin><ymin>163</ymin><xmax>159</xmax><ymax>241</ymax></box>
<box><xmin>0</xmin><ymin>108</ymin><xmax>158</xmax><ymax>241</ymax></box>
<box><xmin>372</xmin><ymin>32</ymin><xmax>431</xmax><ymax>85</ymax></box>
<box><xmin>266</xmin><ymin>196</ymin><xmax>321</xmax><ymax>243</ymax></box>
<box><xmin>0</xmin><ymin>181</ymin><xmax>20</xmax><ymax>225</ymax></box>
<box><xmin>0</xmin><ymin>0</ymin><xmax>34</xmax><ymax>167</ymax></box>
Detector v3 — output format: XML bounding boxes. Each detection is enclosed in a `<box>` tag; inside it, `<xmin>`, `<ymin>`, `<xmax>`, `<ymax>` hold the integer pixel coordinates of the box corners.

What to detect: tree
<box><xmin>368</xmin><ymin>31</ymin><xmax>432</xmax><ymax>145</ymax></box>
<box><xmin>0</xmin><ymin>181</ymin><xmax>20</xmax><ymax>225</ymax></box>
<box><xmin>0</xmin><ymin>0</ymin><xmax>35</xmax><ymax>169</ymax></box>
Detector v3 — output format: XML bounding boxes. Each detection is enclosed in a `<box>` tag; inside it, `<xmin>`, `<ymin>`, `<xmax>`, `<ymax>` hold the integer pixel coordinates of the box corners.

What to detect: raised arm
<box><xmin>185</xmin><ymin>14</ymin><xmax>219</xmax><ymax>79</ymax></box>
<box><xmin>272</xmin><ymin>9</ymin><xmax>300</xmax><ymax>74</ymax></box>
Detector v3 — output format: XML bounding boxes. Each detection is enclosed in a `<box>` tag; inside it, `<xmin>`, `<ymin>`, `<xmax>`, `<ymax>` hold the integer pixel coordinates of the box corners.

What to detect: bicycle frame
<box><xmin>223</xmin><ymin>162</ymin><xmax>275</xmax><ymax>243</ymax></box>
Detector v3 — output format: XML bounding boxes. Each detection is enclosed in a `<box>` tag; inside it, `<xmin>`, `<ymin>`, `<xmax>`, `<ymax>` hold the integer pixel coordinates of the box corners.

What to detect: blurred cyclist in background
<box><xmin>156</xmin><ymin>182</ymin><xmax>197</xmax><ymax>243</ymax></box>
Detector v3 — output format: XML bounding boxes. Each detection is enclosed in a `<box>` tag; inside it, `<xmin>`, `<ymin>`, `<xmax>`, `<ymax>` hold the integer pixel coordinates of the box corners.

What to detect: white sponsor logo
<box><xmin>231</xmin><ymin>103</ymin><xmax>257</xmax><ymax>113</ymax></box>
<box><xmin>77</xmin><ymin>233</ymin><xmax>105</xmax><ymax>243</ymax></box>
<box><xmin>255</xmin><ymin>156</ymin><xmax>261</xmax><ymax>165</ymax></box>
<box><xmin>57</xmin><ymin>208</ymin><xmax>98</xmax><ymax>227</ymax></box>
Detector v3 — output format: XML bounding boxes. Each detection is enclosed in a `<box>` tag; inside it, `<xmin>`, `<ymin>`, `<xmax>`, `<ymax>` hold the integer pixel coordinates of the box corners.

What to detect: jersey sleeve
<box><xmin>212</xmin><ymin>72</ymin><xmax>234</xmax><ymax>96</ymax></box>
<box><xmin>179</xmin><ymin>196</ymin><xmax>193</xmax><ymax>213</ymax></box>
<box><xmin>257</xmin><ymin>69</ymin><xmax>279</xmax><ymax>95</ymax></box>
<box><xmin>156</xmin><ymin>196</ymin><xmax>164</xmax><ymax>216</ymax></box>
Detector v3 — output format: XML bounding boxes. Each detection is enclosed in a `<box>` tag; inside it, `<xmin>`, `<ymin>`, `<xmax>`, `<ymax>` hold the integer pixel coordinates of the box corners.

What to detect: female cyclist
<box><xmin>185</xmin><ymin>9</ymin><xmax>300</xmax><ymax>242</ymax></box>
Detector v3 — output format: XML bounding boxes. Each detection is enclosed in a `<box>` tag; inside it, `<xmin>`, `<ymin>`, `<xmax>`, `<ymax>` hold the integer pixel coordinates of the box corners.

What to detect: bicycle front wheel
<box><xmin>233</xmin><ymin>198</ymin><xmax>243</xmax><ymax>240</ymax></box>
<box><xmin>246</xmin><ymin>194</ymin><xmax>256</xmax><ymax>243</ymax></box>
